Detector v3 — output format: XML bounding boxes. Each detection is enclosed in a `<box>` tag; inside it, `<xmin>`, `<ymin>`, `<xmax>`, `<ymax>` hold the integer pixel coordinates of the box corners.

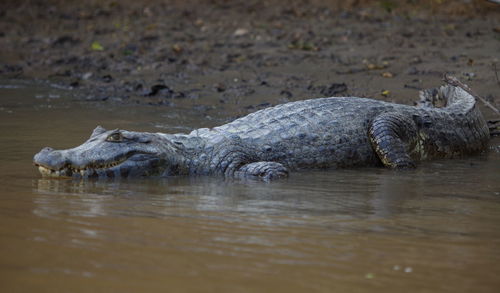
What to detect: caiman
<box><xmin>34</xmin><ymin>76</ymin><xmax>490</xmax><ymax>180</ymax></box>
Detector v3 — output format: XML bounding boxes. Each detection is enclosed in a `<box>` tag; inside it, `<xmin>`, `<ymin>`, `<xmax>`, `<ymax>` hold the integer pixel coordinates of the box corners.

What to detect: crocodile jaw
<box><xmin>36</xmin><ymin>165</ymin><xmax>81</xmax><ymax>178</ymax></box>
<box><xmin>34</xmin><ymin>158</ymin><xmax>126</xmax><ymax>178</ymax></box>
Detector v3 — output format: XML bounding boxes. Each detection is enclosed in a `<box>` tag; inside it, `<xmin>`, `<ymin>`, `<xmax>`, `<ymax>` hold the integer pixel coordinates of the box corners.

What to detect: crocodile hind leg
<box><xmin>234</xmin><ymin>161</ymin><xmax>289</xmax><ymax>181</ymax></box>
<box><xmin>368</xmin><ymin>112</ymin><xmax>418</xmax><ymax>169</ymax></box>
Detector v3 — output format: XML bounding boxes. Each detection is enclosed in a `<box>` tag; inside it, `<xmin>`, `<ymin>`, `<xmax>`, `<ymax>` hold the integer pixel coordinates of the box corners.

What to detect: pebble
<box><xmin>233</xmin><ymin>28</ymin><xmax>249</xmax><ymax>37</ymax></box>
<box><xmin>82</xmin><ymin>72</ymin><xmax>93</xmax><ymax>80</ymax></box>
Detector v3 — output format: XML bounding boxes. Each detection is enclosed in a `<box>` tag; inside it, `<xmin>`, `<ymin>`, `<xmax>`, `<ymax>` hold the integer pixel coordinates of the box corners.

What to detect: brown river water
<box><xmin>1</xmin><ymin>80</ymin><xmax>500</xmax><ymax>292</ymax></box>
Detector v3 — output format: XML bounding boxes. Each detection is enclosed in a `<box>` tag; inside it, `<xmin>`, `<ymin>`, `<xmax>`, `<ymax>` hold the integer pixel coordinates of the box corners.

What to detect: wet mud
<box><xmin>0</xmin><ymin>0</ymin><xmax>499</xmax><ymax>119</ymax></box>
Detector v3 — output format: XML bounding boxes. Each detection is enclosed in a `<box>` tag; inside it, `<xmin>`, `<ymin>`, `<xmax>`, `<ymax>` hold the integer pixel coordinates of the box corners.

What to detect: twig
<box><xmin>443</xmin><ymin>74</ymin><xmax>500</xmax><ymax>116</ymax></box>
<box><xmin>493</xmin><ymin>62</ymin><xmax>500</xmax><ymax>86</ymax></box>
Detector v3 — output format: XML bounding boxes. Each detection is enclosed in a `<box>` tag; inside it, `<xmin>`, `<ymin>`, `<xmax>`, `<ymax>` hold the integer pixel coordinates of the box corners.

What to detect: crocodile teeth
<box><xmin>38</xmin><ymin>166</ymin><xmax>52</xmax><ymax>176</ymax></box>
<box><xmin>37</xmin><ymin>158</ymin><xmax>127</xmax><ymax>178</ymax></box>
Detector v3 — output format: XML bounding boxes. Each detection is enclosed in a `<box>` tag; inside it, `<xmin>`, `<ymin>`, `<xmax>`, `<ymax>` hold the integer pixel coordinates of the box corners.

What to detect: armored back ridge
<box><xmin>34</xmin><ymin>78</ymin><xmax>490</xmax><ymax>180</ymax></box>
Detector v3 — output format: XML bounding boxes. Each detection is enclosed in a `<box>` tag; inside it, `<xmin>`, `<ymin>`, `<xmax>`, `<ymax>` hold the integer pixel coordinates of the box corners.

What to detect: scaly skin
<box><xmin>33</xmin><ymin>80</ymin><xmax>490</xmax><ymax>180</ymax></box>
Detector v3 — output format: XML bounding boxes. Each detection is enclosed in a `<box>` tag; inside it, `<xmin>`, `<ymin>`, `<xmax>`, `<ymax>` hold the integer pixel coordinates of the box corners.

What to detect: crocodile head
<box><xmin>33</xmin><ymin>126</ymin><xmax>179</xmax><ymax>179</ymax></box>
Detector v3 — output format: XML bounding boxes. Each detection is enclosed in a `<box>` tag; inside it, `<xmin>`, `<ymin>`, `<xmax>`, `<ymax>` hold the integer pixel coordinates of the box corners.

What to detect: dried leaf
<box><xmin>91</xmin><ymin>41</ymin><xmax>104</xmax><ymax>51</ymax></box>
<box><xmin>172</xmin><ymin>44</ymin><xmax>183</xmax><ymax>53</ymax></box>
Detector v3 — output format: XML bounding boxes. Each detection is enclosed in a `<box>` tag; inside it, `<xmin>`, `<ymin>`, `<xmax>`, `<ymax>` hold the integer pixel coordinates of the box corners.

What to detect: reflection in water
<box><xmin>33</xmin><ymin>171</ymin><xmax>406</xmax><ymax>222</ymax></box>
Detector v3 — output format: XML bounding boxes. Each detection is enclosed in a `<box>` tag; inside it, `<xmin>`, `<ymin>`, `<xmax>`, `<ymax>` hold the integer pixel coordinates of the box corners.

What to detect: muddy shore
<box><xmin>1</xmin><ymin>0</ymin><xmax>499</xmax><ymax>121</ymax></box>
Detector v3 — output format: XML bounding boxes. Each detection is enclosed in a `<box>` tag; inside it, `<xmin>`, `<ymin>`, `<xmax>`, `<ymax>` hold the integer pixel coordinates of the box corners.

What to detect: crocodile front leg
<box><xmin>234</xmin><ymin>161</ymin><xmax>289</xmax><ymax>181</ymax></box>
<box><xmin>368</xmin><ymin>112</ymin><xmax>418</xmax><ymax>169</ymax></box>
<box><xmin>203</xmin><ymin>135</ymin><xmax>288</xmax><ymax>180</ymax></box>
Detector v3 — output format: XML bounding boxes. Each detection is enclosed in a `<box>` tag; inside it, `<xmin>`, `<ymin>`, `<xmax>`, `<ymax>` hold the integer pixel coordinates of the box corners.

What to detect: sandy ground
<box><xmin>1</xmin><ymin>0</ymin><xmax>499</xmax><ymax>121</ymax></box>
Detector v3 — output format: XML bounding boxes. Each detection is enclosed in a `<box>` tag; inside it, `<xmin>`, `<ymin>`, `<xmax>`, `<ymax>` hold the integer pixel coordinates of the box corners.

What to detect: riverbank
<box><xmin>1</xmin><ymin>0</ymin><xmax>499</xmax><ymax>119</ymax></box>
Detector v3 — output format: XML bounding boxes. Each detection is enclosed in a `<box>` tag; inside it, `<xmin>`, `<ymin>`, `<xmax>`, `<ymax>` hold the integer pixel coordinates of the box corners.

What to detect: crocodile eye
<box><xmin>106</xmin><ymin>132</ymin><xmax>123</xmax><ymax>142</ymax></box>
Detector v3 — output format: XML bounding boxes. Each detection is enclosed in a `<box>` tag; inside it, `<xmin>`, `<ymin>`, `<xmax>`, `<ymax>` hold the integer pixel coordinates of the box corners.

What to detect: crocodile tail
<box><xmin>417</xmin><ymin>75</ymin><xmax>477</xmax><ymax>114</ymax></box>
<box><xmin>417</xmin><ymin>87</ymin><xmax>446</xmax><ymax>108</ymax></box>
<box><xmin>437</xmin><ymin>84</ymin><xmax>477</xmax><ymax>114</ymax></box>
<box><xmin>416</xmin><ymin>85</ymin><xmax>474</xmax><ymax>111</ymax></box>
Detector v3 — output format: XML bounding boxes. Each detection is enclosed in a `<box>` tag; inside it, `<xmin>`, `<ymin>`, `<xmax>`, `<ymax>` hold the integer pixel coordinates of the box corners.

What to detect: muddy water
<box><xmin>1</xmin><ymin>81</ymin><xmax>500</xmax><ymax>293</ymax></box>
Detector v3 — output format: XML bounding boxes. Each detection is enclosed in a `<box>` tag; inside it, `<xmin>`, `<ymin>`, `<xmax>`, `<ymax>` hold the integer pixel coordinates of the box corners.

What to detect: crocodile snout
<box><xmin>33</xmin><ymin>147</ymin><xmax>68</xmax><ymax>170</ymax></box>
